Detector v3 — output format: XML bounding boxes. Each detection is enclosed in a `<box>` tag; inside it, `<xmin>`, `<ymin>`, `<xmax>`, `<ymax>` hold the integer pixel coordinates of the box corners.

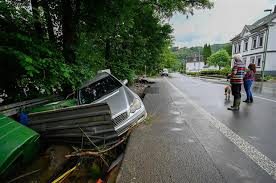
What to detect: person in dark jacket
<box><xmin>227</xmin><ymin>54</ymin><xmax>245</xmax><ymax>111</ymax></box>
<box><xmin>243</xmin><ymin>63</ymin><xmax>256</xmax><ymax>103</ymax></box>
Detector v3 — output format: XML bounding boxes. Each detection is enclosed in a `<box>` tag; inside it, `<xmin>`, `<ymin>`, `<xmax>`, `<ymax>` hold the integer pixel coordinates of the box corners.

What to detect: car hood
<box><xmin>94</xmin><ymin>86</ymin><xmax>133</xmax><ymax>117</ymax></box>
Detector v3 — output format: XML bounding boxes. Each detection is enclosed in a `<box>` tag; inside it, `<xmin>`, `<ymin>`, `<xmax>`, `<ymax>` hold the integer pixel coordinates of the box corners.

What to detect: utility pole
<box><xmin>145</xmin><ymin>65</ymin><xmax>147</xmax><ymax>76</ymax></box>
<box><xmin>183</xmin><ymin>60</ymin><xmax>185</xmax><ymax>73</ymax></box>
<box><xmin>262</xmin><ymin>27</ymin><xmax>269</xmax><ymax>82</ymax></box>
<box><xmin>198</xmin><ymin>49</ymin><xmax>201</xmax><ymax>72</ymax></box>
<box><xmin>262</xmin><ymin>9</ymin><xmax>272</xmax><ymax>81</ymax></box>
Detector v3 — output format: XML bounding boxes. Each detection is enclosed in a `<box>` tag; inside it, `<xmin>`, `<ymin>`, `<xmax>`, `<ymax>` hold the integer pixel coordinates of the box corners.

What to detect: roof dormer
<box><xmin>240</xmin><ymin>25</ymin><xmax>250</xmax><ymax>38</ymax></box>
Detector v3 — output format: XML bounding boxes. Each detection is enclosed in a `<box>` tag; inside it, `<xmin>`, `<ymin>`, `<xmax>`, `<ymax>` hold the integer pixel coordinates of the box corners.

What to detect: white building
<box><xmin>185</xmin><ymin>54</ymin><xmax>204</xmax><ymax>72</ymax></box>
<box><xmin>230</xmin><ymin>6</ymin><xmax>276</xmax><ymax>76</ymax></box>
<box><xmin>186</xmin><ymin>54</ymin><xmax>220</xmax><ymax>72</ymax></box>
<box><xmin>186</xmin><ymin>61</ymin><xmax>205</xmax><ymax>73</ymax></box>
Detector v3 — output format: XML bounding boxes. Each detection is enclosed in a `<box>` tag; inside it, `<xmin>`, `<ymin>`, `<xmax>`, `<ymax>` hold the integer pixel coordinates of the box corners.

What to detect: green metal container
<box><xmin>0</xmin><ymin>115</ymin><xmax>40</xmax><ymax>175</ymax></box>
<box><xmin>27</xmin><ymin>99</ymin><xmax>77</xmax><ymax>113</ymax></box>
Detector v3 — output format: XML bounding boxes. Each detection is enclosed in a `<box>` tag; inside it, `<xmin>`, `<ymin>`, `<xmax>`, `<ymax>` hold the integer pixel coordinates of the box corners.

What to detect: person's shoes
<box><xmin>243</xmin><ymin>99</ymin><xmax>249</xmax><ymax>103</ymax></box>
<box><xmin>249</xmin><ymin>96</ymin><xmax>253</xmax><ymax>103</ymax></box>
<box><xmin>227</xmin><ymin>106</ymin><xmax>239</xmax><ymax>110</ymax></box>
<box><xmin>228</xmin><ymin>98</ymin><xmax>240</xmax><ymax>111</ymax></box>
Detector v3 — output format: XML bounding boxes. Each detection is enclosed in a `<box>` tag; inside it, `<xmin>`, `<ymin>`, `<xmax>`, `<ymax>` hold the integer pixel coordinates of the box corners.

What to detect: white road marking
<box><xmin>166</xmin><ymin>78</ymin><xmax>276</xmax><ymax>180</ymax></box>
<box><xmin>241</xmin><ymin>92</ymin><xmax>276</xmax><ymax>103</ymax></box>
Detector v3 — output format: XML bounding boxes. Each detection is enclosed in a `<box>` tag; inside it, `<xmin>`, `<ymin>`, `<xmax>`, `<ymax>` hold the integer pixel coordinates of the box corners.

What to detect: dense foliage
<box><xmin>172</xmin><ymin>43</ymin><xmax>228</xmax><ymax>62</ymax></box>
<box><xmin>0</xmin><ymin>0</ymin><xmax>213</xmax><ymax>104</ymax></box>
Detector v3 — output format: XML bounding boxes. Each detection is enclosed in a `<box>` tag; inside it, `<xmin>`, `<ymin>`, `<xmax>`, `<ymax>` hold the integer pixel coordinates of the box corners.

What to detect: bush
<box><xmin>186</xmin><ymin>72</ymin><xmax>199</xmax><ymax>76</ymax></box>
<box><xmin>220</xmin><ymin>66</ymin><xmax>231</xmax><ymax>76</ymax></box>
<box><xmin>200</xmin><ymin>70</ymin><xmax>221</xmax><ymax>75</ymax></box>
<box><xmin>199</xmin><ymin>66</ymin><xmax>231</xmax><ymax>77</ymax></box>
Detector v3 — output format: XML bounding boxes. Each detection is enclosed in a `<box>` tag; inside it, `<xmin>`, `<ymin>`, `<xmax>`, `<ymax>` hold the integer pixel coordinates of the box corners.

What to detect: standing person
<box><xmin>243</xmin><ymin>63</ymin><xmax>256</xmax><ymax>103</ymax></box>
<box><xmin>228</xmin><ymin>54</ymin><xmax>245</xmax><ymax>111</ymax></box>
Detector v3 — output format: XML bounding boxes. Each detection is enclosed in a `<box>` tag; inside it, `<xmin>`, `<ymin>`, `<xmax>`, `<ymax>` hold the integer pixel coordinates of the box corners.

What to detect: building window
<box><xmin>234</xmin><ymin>44</ymin><xmax>237</xmax><ymax>53</ymax></box>
<box><xmin>252</xmin><ymin>37</ymin><xmax>257</xmax><ymax>49</ymax></box>
<box><xmin>256</xmin><ymin>56</ymin><xmax>262</xmax><ymax>67</ymax></box>
<box><xmin>244</xmin><ymin>41</ymin><xmax>248</xmax><ymax>51</ymax></box>
<box><xmin>250</xmin><ymin>56</ymin><xmax>255</xmax><ymax>64</ymax></box>
<box><xmin>259</xmin><ymin>35</ymin><xmax>263</xmax><ymax>47</ymax></box>
<box><xmin>238</xmin><ymin>43</ymin><xmax>241</xmax><ymax>53</ymax></box>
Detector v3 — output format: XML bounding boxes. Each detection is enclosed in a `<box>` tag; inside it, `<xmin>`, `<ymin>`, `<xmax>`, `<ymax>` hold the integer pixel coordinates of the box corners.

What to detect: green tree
<box><xmin>207</xmin><ymin>49</ymin><xmax>231</xmax><ymax>70</ymax></box>
<box><xmin>0</xmin><ymin>0</ymin><xmax>213</xmax><ymax>104</ymax></box>
<box><xmin>160</xmin><ymin>44</ymin><xmax>181</xmax><ymax>71</ymax></box>
<box><xmin>207</xmin><ymin>44</ymin><xmax>212</xmax><ymax>60</ymax></box>
<box><xmin>202</xmin><ymin>44</ymin><xmax>212</xmax><ymax>65</ymax></box>
<box><xmin>202</xmin><ymin>44</ymin><xmax>207</xmax><ymax>64</ymax></box>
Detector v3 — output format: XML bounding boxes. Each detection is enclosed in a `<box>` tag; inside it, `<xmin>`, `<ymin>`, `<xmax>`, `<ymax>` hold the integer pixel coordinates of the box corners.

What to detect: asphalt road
<box><xmin>117</xmin><ymin>73</ymin><xmax>276</xmax><ymax>183</ymax></box>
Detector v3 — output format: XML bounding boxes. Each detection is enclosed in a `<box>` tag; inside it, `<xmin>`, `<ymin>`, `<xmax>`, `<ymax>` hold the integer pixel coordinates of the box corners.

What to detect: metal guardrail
<box><xmin>28</xmin><ymin>103</ymin><xmax>119</xmax><ymax>146</ymax></box>
<box><xmin>0</xmin><ymin>96</ymin><xmax>62</xmax><ymax>116</ymax></box>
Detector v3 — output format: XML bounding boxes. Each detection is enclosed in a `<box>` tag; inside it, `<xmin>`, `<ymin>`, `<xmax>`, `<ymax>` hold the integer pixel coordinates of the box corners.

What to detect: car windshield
<box><xmin>79</xmin><ymin>75</ymin><xmax>122</xmax><ymax>104</ymax></box>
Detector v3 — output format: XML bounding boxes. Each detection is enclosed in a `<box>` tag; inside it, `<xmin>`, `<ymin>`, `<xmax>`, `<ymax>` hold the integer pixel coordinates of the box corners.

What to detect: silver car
<box><xmin>78</xmin><ymin>72</ymin><xmax>147</xmax><ymax>135</ymax></box>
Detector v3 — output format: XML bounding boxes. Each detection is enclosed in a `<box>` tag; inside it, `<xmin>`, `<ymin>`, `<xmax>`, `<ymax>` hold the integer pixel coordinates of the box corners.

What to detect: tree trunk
<box><xmin>42</xmin><ymin>0</ymin><xmax>55</xmax><ymax>43</ymax></box>
<box><xmin>62</xmin><ymin>0</ymin><xmax>80</xmax><ymax>64</ymax></box>
<box><xmin>31</xmin><ymin>0</ymin><xmax>43</xmax><ymax>39</ymax></box>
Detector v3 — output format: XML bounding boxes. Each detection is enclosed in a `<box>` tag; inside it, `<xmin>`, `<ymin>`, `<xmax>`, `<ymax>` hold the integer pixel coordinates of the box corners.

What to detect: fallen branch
<box><xmin>79</xmin><ymin>127</ymin><xmax>109</xmax><ymax>167</ymax></box>
<box><xmin>65</xmin><ymin>127</ymin><xmax>133</xmax><ymax>158</ymax></box>
<box><xmin>6</xmin><ymin>169</ymin><xmax>41</xmax><ymax>183</ymax></box>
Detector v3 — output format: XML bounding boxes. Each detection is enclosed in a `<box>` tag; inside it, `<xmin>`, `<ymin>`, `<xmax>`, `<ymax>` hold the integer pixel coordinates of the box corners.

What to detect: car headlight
<box><xmin>130</xmin><ymin>98</ymin><xmax>141</xmax><ymax>113</ymax></box>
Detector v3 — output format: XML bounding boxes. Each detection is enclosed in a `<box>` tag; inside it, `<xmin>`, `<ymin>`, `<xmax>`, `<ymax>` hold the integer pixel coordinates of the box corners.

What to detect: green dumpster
<box><xmin>27</xmin><ymin>99</ymin><xmax>77</xmax><ymax>113</ymax></box>
<box><xmin>0</xmin><ymin>115</ymin><xmax>40</xmax><ymax>175</ymax></box>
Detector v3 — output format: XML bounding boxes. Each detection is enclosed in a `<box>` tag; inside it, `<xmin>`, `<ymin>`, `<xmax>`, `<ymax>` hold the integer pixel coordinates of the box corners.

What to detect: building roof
<box><xmin>231</xmin><ymin>10</ymin><xmax>276</xmax><ymax>41</ymax></box>
<box><xmin>250</xmin><ymin>12</ymin><xmax>276</xmax><ymax>30</ymax></box>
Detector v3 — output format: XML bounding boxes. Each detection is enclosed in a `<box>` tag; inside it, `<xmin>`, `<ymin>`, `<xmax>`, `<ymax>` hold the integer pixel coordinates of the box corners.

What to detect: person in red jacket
<box><xmin>243</xmin><ymin>63</ymin><xmax>256</xmax><ymax>103</ymax></box>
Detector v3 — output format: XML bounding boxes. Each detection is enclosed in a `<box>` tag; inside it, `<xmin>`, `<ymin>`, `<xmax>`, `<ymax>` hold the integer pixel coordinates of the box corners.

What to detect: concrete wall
<box><xmin>265</xmin><ymin>52</ymin><xmax>276</xmax><ymax>75</ymax></box>
<box><xmin>264</xmin><ymin>18</ymin><xmax>276</xmax><ymax>75</ymax></box>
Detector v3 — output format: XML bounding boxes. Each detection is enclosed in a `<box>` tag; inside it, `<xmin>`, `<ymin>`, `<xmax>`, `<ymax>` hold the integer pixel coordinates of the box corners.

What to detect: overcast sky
<box><xmin>169</xmin><ymin>0</ymin><xmax>275</xmax><ymax>48</ymax></box>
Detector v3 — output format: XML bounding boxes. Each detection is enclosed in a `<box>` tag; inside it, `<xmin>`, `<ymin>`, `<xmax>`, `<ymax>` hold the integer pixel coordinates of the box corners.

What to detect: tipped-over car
<box><xmin>78</xmin><ymin>71</ymin><xmax>147</xmax><ymax>135</ymax></box>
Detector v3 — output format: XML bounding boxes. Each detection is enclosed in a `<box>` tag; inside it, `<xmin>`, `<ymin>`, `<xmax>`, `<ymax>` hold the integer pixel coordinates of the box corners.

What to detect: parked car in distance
<box><xmin>78</xmin><ymin>71</ymin><xmax>147</xmax><ymax>135</ymax></box>
<box><xmin>161</xmin><ymin>68</ymin><xmax>169</xmax><ymax>77</ymax></box>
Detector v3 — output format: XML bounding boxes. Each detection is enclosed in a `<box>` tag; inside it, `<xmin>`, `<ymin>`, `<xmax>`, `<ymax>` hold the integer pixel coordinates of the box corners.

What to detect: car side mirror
<box><xmin>122</xmin><ymin>79</ymin><xmax>128</xmax><ymax>85</ymax></box>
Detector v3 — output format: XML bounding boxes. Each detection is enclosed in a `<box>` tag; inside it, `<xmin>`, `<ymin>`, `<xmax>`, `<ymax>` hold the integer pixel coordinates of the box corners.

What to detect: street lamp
<box><xmin>264</xmin><ymin>9</ymin><xmax>272</xmax><ymax>14</ymax></box>
<box><xmin>261</xmin><ymin>9</ymin><xmax>273</xmax><ymax>81</ymax></box>
<box><xmin>198</xmin><ymin>49</ymin><xmax>201</xmax><ymax>72</ymax></box>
